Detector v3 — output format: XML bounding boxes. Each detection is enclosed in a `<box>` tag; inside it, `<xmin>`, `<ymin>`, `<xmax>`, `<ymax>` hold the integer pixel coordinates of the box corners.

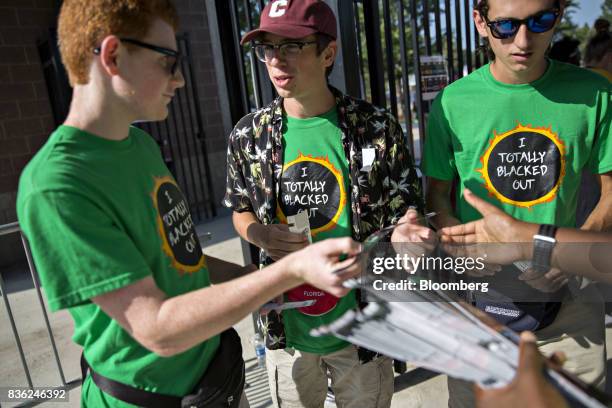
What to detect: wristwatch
<box><xmin>532</xmin><ymin>224</ymin><xmax>558</xmax><ymax>274</ymax></box>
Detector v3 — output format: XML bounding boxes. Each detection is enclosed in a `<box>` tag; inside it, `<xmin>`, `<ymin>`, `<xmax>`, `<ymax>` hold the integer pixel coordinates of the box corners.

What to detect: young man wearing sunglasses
<box><xmin>224</xmin><ymin>1</ymin><xmax>430</xmax><ymax>406</ymax></box>
<box><xmin>422</xmin><ymin>0</ymin><xmax>611</xmax><ymax>406</ymax></box>
<box><xmin>16</xmin><ymin>1</ymin><xmax>366</xmax><ymax>406</ymax></box>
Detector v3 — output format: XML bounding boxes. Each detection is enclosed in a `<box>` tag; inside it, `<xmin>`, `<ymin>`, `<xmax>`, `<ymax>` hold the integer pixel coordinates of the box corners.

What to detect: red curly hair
<box><xmin>58</xmin><ymin>0</ymin><xmax>178</xmax><ymax>85</ymax></box>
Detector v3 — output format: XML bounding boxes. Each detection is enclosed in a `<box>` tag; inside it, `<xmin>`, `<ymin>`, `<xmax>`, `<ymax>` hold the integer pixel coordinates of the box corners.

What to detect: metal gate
<box><xmin>346</xmin><ymin>0</ymin><xmax>487</xmax><ymax>160</ymax></box>
<box><xmin>0</xmin><ymin>222</ymin><xmax>80</xmax><ymax>404</ymax></box>
<box><xmin>207</xmin><ymin>0</ymin><xmax>487</xmax><ymax>162</ymax></box>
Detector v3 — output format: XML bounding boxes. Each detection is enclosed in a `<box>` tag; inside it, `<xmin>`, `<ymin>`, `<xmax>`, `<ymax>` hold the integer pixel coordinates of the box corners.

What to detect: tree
<box><xmin>556</xmin><ymin>0</ymin><xmax>580</xmax><ymax>36</ymax></box>
<box><xmin>555</xmin><ymin>0</ymin><xmax>598</xmax><ymax>59</ymax></box>
<box><xmin>602</xmin><ymin>0</ymin><xmax>612</xmax><ymax>22</ymax></box>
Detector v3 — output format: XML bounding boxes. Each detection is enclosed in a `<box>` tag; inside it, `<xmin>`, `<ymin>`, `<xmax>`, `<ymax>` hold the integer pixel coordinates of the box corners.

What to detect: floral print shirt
<box><xmin>223</xmin><ymin>86</ymin><xmax>424</xmax><ymax>359</ymax></box>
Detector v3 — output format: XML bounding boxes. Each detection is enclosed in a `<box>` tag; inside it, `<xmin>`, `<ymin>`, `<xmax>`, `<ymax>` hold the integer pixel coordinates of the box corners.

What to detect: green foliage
<box><xmin>557</xmin><ymin>0</ymin><xmax>580</xmax><ymax>34</ymax></box>
<box><xmin>602</xmin><ymin>0</ymin><xmax>612</xmax><ymax>21</ymax></box>
<box><xmin>575</xmin><ymin>23</ymin><xmax>593</xmax><ymax>45</ymax></box>
<box><xmin>556</xmin><ymin>0</ymin><xmax>609</xmax><ymax>61</ymax></box>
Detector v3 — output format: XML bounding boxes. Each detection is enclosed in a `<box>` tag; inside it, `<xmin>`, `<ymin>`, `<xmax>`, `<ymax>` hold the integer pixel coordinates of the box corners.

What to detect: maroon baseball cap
<box><xmin>240</xmin><ymin>0</ymin><xmax>337</xmax><ymax>45</ymax></box>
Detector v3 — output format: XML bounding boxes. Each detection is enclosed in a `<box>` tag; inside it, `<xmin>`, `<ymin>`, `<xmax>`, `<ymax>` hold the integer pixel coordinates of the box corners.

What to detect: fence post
<box><xmin>324</xmin><ymin>0</ymin><xmax>362</xmax><ymax>98</ymax></box>
<box><xmin>362</xmin><ymin>0</ymin><xmax>387</xmax><ymax>107</ymax></box>
<box><xmin>205</xmin><ymin>0</ymin><xmax>249</xmax><ymax>135</ymax></box>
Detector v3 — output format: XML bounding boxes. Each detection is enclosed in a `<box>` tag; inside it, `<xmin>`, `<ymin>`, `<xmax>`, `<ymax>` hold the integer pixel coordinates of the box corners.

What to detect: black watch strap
<box><xmin>532</xmin><ymin>224</ymin><xmax>558</xmax><ymax>274</ymax></box>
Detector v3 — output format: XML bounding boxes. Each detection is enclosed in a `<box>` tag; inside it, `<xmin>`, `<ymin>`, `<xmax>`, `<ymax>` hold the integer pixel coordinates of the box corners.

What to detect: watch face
<box><xmin>534</xmin><ymin>234</ymin><xmax>556</xmax><ymax>244</ymax></box>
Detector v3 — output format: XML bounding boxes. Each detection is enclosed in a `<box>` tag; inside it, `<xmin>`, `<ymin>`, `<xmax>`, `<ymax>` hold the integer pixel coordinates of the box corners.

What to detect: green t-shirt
<box><xmin>276</xmin><ymin>107</ymin><xmax>356</xmax><ymax>354</ymax></box>
<box><xmin>423</xmin><ymin>60</ymin><xmax>611</xmax><ymax>226</ymax></box>
<box><xmin>17</xmin><ymin>125</ymin><xmax>219</xmax><ymax>407</ymax></box>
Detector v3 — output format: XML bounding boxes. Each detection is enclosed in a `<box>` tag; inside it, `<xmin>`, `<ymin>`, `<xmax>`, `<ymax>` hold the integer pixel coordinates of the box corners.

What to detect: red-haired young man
<box><xmin>17</xmin><ymin>1</ymin><xmax>364</xmax><ymax>406</ymax></box>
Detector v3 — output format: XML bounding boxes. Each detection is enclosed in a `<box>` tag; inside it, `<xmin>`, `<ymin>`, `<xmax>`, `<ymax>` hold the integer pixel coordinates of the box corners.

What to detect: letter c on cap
<box><xmin>269</xmin><ymin>0</ymin><xmax>288</xmax><ymax>17</ymax></box>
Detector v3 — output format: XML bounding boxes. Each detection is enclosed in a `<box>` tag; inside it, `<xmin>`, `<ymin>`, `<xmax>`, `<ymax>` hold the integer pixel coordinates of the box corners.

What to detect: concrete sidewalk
<box><xmin>1</xmin><ymin>214</ymin><xmax>608</xmax><ymax>407</ymax></box>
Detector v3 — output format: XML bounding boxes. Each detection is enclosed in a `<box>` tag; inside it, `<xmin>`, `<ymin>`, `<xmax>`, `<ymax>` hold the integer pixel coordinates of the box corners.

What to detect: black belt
<box><xmin>80</xmin><ymin>328</ymin><xmax>245</xmax><ymax>408</ymax></box>
<box><xmin>81</xmin><ymin>353</ymin><xmax>182</xmax><ymax>408</ymax></box>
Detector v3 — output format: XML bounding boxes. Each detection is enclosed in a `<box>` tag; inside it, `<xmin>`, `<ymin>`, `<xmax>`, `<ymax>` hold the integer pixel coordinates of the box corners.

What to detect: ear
<box><xmin>473</xmin><ymin>9</ymin><xmax>489</xmax><ymax>38</ymax></box>
<box><xmin>322</xmin><ymin>40</ymin><xmax>337</xmax><ymax>68</ymax></box>
<box><xmin>556</xmin><ymin>9</ymin><xmax>564</xmax><ymax>26</ymax></box>
<box><xmin>98</xmin><ymin>35</ymin><xmax>122</xmax><ymax>77</ymax></box>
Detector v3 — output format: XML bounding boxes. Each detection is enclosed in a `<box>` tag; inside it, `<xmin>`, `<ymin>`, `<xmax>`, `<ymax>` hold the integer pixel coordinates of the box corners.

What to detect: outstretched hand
<box><xmin>391</xmin><ymin>208</ymin><xmax>437</xmax><ymax>244</ymax></box>
<box><xmin>439</xmin><ymin>189</ymin><xmax>526</xmax><ymax>245</ymax></box>
<box><xmin>391</xmin><ymin>209</ymin><xmax>438</xmax><ymax>272</ymax></box>
<box><xmin>285</xmin><ymin>237</ymin><xmax>362</xmax><ymax>298</ymax></box>
<box><xmin>439</xmin><ymin>189</ymin><xmax>529</xmax><ymax>267</ymax></box>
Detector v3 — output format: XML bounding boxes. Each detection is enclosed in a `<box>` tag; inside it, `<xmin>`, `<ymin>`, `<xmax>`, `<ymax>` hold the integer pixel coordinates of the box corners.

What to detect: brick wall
<box><xmin>0</xmin><ymin>0</ymin><xmax>60</xmax><ymax>267</ymax></box>
<box><xmin>0</xmin><ymin>1</ymin><xmax>227</xmax><ymax>267</ymax></box>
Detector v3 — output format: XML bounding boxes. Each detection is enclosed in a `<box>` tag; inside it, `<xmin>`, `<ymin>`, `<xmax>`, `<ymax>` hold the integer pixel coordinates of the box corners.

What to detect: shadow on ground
<box><xmin>244</xmin><ymin>357</ymin><xmax>273</xmax><ymax>408</ymax></box>
<box><xmin>394</xmin><ymin>367</ymin><xmax>441</xmax><ymax>393</ymax></box>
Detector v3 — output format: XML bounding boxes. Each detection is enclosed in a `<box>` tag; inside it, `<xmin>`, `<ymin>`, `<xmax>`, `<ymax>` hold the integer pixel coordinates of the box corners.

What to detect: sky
<box><xmin>573</xmin><ymin>0</ymin><xmax>604</xmax><ymax>27</ymax></box>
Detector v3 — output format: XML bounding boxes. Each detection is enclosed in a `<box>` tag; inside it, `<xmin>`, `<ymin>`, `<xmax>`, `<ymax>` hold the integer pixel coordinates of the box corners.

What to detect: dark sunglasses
<box><xmin>482</xmin><ymin>8</ymin><xmax>560</xmax><ymax>39</ymax></box>
<box><xmin>93</xmin><ymin>38</ymin><xmax>182</xmax><ymax>76</ymax></box>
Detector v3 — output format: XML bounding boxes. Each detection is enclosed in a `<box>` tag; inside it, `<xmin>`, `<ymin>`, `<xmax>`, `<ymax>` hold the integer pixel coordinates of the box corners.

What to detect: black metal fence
<box><xmin>349</xmin><ymin>0</ymin><xmax>488</xmax><ymax>159</ymax></box>
<box><xmin>208</xmin><ymin>0</ymin><xmax>487</xmax><ymax>162</ymax></box>
<box><xmin>0</xmin><ymin>222</ymin><xmax>80</xmax><ymax>399</ymax></box>
<box><xmin>38</xmin><ymin>33</ymin><xmax>216</xmax><ymax>222</ymax></box>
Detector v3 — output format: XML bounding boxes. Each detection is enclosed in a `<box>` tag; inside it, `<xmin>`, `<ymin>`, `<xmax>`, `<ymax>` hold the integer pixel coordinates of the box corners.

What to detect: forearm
<box><xmin>581</xmin><ymin>173</ymin><xmax>612</xmax><ymax>232</ymax></box>
<box><xmin>430</xmin><ymin>205</ymin><xmax>460</xmax><ymax>229</ymax></box>
<box><xmin>152</xmin><ymin>258</ymin><xmax>301</xmax><ymax>355</ymax></box>
<box><xmin>553</xmin><ymin>242</ymin><xmax>612</xmax><ymax>283</ymax></box>
<box><xmin>553</xmin><ymin>228</ymin><xmax>612</xmax><ymax>278</ymax></box>
<box><xmin>426</xmin><ymin>189</ymin><xmax>460</xmax><ymax>228</ymax></box>
<box><xmin>206</xmin><ymin>255</ymin><xmax>256</xmax><ymax>284</ymax></box>
<box><xmin>580</xmin><ymin>196</ymin><xmax>612</xmax><ymax>232</ymax></box>
<box><xmin>232</xmin><ymin>210</ymin><xmax>262</xmax><ymax>246</ymax></box>
<box><xmin>518</xmin><ymin>225</ymin><xmax>612</xmax><ymax>282</ymax></box>
<box><xmin>96</xmin><ymin>238</ymin><xmax>357</xmax><ymax>356</ymax></box>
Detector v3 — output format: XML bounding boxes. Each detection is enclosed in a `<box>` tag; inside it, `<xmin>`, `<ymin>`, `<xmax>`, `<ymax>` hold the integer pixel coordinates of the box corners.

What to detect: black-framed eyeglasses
<box><xmin>93</xmin><ymin>38</ymin><xmax>182</xmax><ymax>76</ymax></box>
<box><xmin>252</xmin><ymin>41</ymin><xmax>317</xmax><ymax>62</ymax></box>
<box><xmin>482</xmin><ymin>8</ymin><xmax>560</xmax><ymax>39</ymax></box>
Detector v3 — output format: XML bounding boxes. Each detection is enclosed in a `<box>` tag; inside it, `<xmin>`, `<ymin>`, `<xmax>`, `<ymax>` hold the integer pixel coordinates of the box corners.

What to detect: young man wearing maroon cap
<box><xmin>223</xmin><ymin>0</ymin><xmax>429</xmax><ymax>406</ymax></box>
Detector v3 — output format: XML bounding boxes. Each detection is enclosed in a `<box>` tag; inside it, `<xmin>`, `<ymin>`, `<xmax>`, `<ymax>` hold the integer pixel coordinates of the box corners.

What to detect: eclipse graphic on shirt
<box><xmin>152</xmin><ymin>176</ymin><xmax>206</xmax><ymax>274</ymax></box>
<box><xmin>477</xmin><ymin>123</ymin><xmax>566</xmax><ymax>208</ymax></box>
<box><xmin>277</xmin><ymin>152</ymin><xmax>347</xmax><ymax>237</ymax></box>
